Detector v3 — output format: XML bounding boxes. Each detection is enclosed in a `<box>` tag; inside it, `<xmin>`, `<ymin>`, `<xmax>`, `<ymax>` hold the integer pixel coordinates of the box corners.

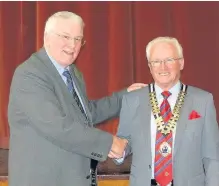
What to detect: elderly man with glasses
<box><xmin>112</xmin><ymin>36</ymin><xmax>219</xmax><ymax>186</ymax></box>
<box><xmin>8</xmin><ymin>11</ymin><xmax>145</xmax><ymax>186</ymax></box>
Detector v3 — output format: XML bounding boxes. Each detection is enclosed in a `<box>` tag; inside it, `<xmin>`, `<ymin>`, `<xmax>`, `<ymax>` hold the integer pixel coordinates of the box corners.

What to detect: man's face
<box><xmin>45</xmin><ymin>18</ymin><xmax>84</xmax><ymax>67</ymax></box>
<box><xmin>148</xmin><ymin>42</ymin><xmax>184</xmax><ymax>89</ymax></box>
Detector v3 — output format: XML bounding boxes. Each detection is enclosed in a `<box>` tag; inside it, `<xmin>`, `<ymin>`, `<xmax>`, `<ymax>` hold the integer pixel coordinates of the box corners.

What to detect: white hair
<box><xmin>146</xmin><ymin>36</ymin><xmax>183</xmax><ymax>61</ymax></box>
<box><xmin>44</xmin><ymin>11</ymin><xmax>85</xmax><ymax>34</ymax></box>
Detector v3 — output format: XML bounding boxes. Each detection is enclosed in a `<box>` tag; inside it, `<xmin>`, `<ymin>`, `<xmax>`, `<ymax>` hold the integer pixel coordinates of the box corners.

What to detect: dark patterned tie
<box><xmin>63</xmin><ymin>69</ymin><xmax>86</xmax><ymax>117</ymax></box>
<box><xmin>154</xmin><ymin>91</ymin><xmax>173</xmax><ymax>186</ymax></box>
<box><xmin>63</xmin><ymin>69</ymin><xmax>98</xmax><ymax>186</ymax></box>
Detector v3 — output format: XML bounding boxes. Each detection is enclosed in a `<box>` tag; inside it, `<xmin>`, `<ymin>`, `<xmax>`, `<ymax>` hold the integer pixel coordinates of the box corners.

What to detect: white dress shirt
<box><xmin>151</xmin><ymin>81</ymin><xmax>181</xmax><ymax>185</ymax></box>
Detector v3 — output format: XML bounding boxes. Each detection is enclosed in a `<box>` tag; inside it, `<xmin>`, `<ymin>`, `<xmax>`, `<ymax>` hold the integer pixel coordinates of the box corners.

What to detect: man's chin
<box><xmin>156</xmin><ymin>81</ymin><xmax>172</xmax><ymax>89</ymax></box>
<box><xmin>156</xmin><ymin>79</ymin><xmax>171</xmax><ymax>85</ymax></box>
<box><xmin>63</xmin><ymin>59</ymin><xmax>76</xmax><ymax>66</ymax></box>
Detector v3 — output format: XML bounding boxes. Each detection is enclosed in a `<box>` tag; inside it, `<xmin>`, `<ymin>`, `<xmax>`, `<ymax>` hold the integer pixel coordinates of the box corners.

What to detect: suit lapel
<box><xmin>36</xmin><ymin>48</ymin><xmax>85</xmax><ymax>114</ymax></box>
<box><xmin>173</xmin><ymin>87</ymin><xmax>193</xmax><ymax>157</ymax></box>
<box><xmin>139</xmin><ymin>88</ymin><xmax>152</xmax><ymax>162</ymax></box>
<box><xmin>69</xmin><ymin>65</ymin><xmax>93</xmax><ymax>123</ymax></box>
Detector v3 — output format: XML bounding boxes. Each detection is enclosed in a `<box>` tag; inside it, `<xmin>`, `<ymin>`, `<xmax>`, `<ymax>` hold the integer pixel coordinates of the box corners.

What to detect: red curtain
<box><xmin>1</xmin><ymin>1</ymin><xmax>219</xmax><ymax>149</ymax></box>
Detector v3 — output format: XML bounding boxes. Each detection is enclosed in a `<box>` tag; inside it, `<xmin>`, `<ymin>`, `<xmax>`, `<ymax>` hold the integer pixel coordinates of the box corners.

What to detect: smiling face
<box><xmin>148</xmin><ymin>42</ymin><xmax>184</xmax><ymax>90</ymax></box>
<box><xmin>44</xmin><ymin>18</ymin><xmax>84</xmax><ymax>68</ymax></box>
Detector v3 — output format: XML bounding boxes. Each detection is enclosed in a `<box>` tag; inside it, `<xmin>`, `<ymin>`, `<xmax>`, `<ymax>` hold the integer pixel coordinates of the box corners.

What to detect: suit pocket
<box><xmin>187</xmin><ymin>117</ymin><xmax>203</xmax><ymax>127</ymax></box>
<box><xmin>188</xmin><ymin>117</ymin><xmax>203</xmax><ymax>123</ymax></box>
<box><xmin>184</xmin><ymin>118</ymin><xmax>204</xmax><ymax>140</ymax></box>
<box><xmin>188</xmin><ymin>173</ymin><xmax>205</xmax><ymax>186</ymax></box>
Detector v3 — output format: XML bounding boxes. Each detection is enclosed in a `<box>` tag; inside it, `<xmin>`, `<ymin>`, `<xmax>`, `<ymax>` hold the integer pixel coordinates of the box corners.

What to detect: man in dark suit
<box><xmin>113</xmin><ymin>37</ymin><xmax>219</xmax><ymax>186</ymax></box>
<box><xmin>8</xmin><ymin>11</ymin><xmax>145</xmax><ymax>186</ymax></box>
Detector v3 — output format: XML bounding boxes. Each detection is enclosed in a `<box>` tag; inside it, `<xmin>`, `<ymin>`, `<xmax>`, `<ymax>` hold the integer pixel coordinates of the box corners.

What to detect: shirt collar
<box><xmin>154</xmin><ymin>81</ymin><xmax>181</xmax><ymax>99</ymax></box>
<box><xmin>45</xmin><ymin>50</ymin><xmax>70</xmax><ymax>74</ymax></box>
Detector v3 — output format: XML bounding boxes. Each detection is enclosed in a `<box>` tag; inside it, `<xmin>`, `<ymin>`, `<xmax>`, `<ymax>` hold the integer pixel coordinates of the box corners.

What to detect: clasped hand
<box><xmin>108</xmin><ymin>136</ymin><xmax>128</xmax><ymax>159</ymax></box>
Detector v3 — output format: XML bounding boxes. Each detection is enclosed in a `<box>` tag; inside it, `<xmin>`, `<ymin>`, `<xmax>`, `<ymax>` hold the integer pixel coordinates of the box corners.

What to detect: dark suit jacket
<box><xmin>8</xmin><ymin>48</ymin><xmax>127</xmax><ymax>186</ymax></box>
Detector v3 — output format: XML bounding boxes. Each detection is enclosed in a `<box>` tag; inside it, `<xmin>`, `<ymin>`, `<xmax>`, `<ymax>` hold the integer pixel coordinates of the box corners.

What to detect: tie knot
<box><xmin>161</xmin><ymin>91</ymin><xmax>171</xmax><ymax>99</ymax></box>
<box><xmin>63</xmin><ymin>69</ymin><xmax>71</xmax><ymax>79</ymax></box>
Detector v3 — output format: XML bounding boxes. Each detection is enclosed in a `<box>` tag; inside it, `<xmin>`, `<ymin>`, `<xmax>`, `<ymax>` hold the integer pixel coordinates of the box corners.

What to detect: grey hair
<box><xmin>146</xmin><ymin>36</ymin><xmax>183</xmax><ymax>61</ymax></box>
<box><xmin>44</xmin><ymin>11</ymin><xmax>85</xmax><ymax>34</ymax></box>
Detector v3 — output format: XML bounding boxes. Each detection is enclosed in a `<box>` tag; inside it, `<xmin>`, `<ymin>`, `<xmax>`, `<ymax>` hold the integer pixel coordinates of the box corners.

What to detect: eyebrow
<box><xmin>61</xmin><ymin>32</ymin><xmax>83</xmax><ymax>38</ymax></box>
<box><xmin>61</xmin><ymin>32</ymin><xmax>70</xmax><ymax>36</ymax></box>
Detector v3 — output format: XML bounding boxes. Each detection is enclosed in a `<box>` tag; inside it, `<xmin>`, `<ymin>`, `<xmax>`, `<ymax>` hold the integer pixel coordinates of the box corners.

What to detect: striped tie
<box><xmin>63</xmin><ymin>69</ymin><xmax>86</xmax><ymax>117</ymax></box>
<box><xmin>154</xmin><ymin>91</ymin><xmax>173</xmax><ymax>186</ymax></box>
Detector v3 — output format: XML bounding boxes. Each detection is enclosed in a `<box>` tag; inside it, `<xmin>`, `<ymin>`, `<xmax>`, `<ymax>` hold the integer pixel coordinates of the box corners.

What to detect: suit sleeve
<box><xmin>72</xmin><ymin>66</ymin><xmax>128</xmax><ymax>125</ymax></box>
<box><xmin>202</xmin><ymin>93</ymin><xmax>219</xmax><ymax>185</ymax></box>
<box><xmin>88</xmin><ymin>89</ymin><xmax>127</xmax><ymax>125</ymax></box>
<box><xmin>8</xmin><ymin>68</ymin><xmax>113</xmax><ymax>162</ymax></box>
<box><xmin>113</xmin><ymin>94</ymin><xmax>133</xmax><ymax>165</ymax></box>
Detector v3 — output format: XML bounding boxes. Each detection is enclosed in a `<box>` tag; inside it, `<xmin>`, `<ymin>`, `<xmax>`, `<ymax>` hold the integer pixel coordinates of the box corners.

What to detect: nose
<box><xmin>160</xmin><ymin>61</ymin><xmax>168</xmax><ymax>70</ymax></box>
<box><xmin>68</xmin><ymin>40</ymin><xmax>76</xmax><ymax>48</ymax></box>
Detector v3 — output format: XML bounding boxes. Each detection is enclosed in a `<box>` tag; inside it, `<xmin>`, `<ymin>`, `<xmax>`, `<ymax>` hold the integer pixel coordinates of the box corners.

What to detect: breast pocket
<box><xmin>187</xmin><ymin>117</ymin><xmax>203</xmax><ymax>126</ymax></box>
<box><xmin>184</xmin><ymin>118</ymin><xmax>204</xmax><ymax>140</ymax></box>
<box><xmin>183</xmin><ymin>118</ymin><xmax>204</xmax><ymax>155</ymax></box>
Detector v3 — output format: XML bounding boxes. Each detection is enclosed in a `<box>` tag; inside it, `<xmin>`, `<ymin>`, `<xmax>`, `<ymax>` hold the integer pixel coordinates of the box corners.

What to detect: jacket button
<box><xmin>86</xmin><ymin>175</ymin><xmax>90</xmax><ymax>179</ymax></box>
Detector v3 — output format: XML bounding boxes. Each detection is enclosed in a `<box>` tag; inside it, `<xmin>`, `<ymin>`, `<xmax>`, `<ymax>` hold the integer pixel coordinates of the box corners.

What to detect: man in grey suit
<box><xmin>112</xmin><ymin>37</ymin><xmax>219</xmax><ymax>186</ymax></box>
<box><xmin>7</xmin><ymin>11</ymin><xmax>145</xmax><ymax>186</ymax></box>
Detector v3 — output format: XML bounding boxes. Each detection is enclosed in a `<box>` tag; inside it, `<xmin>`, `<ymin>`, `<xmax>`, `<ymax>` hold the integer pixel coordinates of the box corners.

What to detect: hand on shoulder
<box><xmin>127</xmin><ymin>83</ymin><xmax>148</xmax><ymax>92</ymax></box>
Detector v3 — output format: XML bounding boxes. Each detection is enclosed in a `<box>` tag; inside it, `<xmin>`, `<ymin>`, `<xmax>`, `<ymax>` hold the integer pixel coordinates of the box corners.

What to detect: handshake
<box><xmin>108</xmin><ymin>136</ymin><xmax>128</xmax><ymax>159</ymax></box>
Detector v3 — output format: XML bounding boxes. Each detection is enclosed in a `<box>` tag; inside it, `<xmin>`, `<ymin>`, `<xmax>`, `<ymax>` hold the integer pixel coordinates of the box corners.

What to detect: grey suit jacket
<box><xmin>116</xmin><ymin>85</ymin><xmax>219</xmax><ymax>186</ymax></box>
<box><xmin>8</xmin><ymin>48</ymin><xmax>127</xmax><ymax>186</ymax></box>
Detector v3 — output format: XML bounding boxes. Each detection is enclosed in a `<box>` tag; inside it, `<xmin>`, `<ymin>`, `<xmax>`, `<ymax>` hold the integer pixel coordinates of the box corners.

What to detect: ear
<box><xmin>179</xmin><ymin>58</ymin><xmax>184</xmax><ymax>70</ymax></box>
<box><xmin>44</xmin><ymin>33</ymin><xmax>52</xmax><ymax>48</ymax></box>
<box><xmin>44</xmin><ymin>33</ymin><xmax>49</xmax><ymax>42</ymax></box>
<box><xmin>148</xmin><ymin>63</ymin><xmax>152</xmax><ymax>73</ymax></box>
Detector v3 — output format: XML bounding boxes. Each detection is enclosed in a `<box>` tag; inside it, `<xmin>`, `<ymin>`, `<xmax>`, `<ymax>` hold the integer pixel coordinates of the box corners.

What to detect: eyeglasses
<box><xmin>149</xmin><ymin>57</ymin><xmax>182</xmax><ymax>67</ymax></box>
<box><xmin>53</xmin><ymin>32</ymin><xmax>86</xmax><ymax>46</ymax></box>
